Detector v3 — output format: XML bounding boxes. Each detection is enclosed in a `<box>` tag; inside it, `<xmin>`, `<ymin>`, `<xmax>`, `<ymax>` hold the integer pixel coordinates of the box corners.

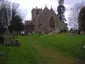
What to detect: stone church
<box><xmin>25</xmin><ymin>6</ymin><xmax>67</xmax><ymax>34</ymax></box>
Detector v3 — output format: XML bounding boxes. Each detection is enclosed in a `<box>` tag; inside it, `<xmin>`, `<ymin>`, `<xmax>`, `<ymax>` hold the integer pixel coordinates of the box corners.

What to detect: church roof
<box><xmin>25</xmin><ymin>20</ymin><xmax>33</xmax><ymax>25</ymax></box>
<box><xmin>50</xmin><ymin>8</ymin><xmax>56</xmax><ymax>15</ymax></box>
<box><xmin>43</xmin><ymin>7</ymin><xmax>49</xmax><ymax>13</ymax></box>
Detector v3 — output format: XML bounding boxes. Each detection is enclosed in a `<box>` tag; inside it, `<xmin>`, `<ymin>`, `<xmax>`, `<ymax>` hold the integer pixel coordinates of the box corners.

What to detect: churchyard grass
<box><xmin>4</xmin><ymin>33</ymin><xmax>85</xmax><ymax>64</ymax></box>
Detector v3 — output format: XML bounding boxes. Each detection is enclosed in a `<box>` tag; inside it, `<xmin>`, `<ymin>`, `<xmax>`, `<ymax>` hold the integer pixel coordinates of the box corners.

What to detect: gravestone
<box><xmin>4</xmin><ymin>36</ymin><xmax>10</xmax><ymax>44</ymax></box>
<box><xmin>81</xmin><ymin>31</ymin><xmax>85</xmax><ymax>34</ymax></box>
<box><xmin>5</xmin><ymin>30</ymin><xmax>20</xmax><ymax>47</ymax></box>
<box><xmin>0</xmin><ymin>52</ymin><xmax>4</xmax><ymax>56</ymax></box>
<box><xmin>83</xmin><ymin>45</ymin><xmax>85</xmax><ymax>49</ymax></box>
<box><xmin>5</xmin><ymin>40</ymin><xmax>20</xmax><ymax>47</ymax></box>
<box><xmin>0</xmin><ymin>36</ymin><xmax>4</xmax><ymax>44</ymax></box>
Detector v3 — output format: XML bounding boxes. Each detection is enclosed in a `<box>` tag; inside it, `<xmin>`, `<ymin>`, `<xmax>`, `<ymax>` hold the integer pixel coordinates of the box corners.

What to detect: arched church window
<box><xmin>50</xmin><ymin>17</ymin><xmax>55</xmax><ymax>28</ymax></box>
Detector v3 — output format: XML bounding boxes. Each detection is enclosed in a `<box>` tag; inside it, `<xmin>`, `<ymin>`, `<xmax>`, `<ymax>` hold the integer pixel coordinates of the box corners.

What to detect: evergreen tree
<box><xmin>57</xmin><ymin>0</ymin><xmax>67</xmax><ymax>32</ymax></box>
<box><xmin>78</xmin><ymin>6</ymin><xmax>85</xmax><ymax>33</ymax></box>
<box><xmin>10</xmin><ymin>14</ymin><xmax>24</xmax><ymax>33</ymax></box>
<box><xmin>57</xmin><ymin>0</ymin><xmax>66</xmax><ymax>22</ymax></box>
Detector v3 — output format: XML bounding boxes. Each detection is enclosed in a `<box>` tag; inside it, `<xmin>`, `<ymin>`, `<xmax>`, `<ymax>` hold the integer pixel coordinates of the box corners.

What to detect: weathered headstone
<box><xmin>83</xmin><ymin>45</ymin><xmax>85</xmax><ymax>49</ymax></box>
<box><xmin>81</xmin><ymin>31</ymin><xmax>85</xmax><ymax>34</ymax></box>
<box><xmin>5</xmin><ymin>30</ymin><xmax>20</xmax><ymax>47</ymax></box>
<box><xmin>0</xmin><ymin>36</ymin><xmax>4</xmax><ymax>44</ymax></box>
<box><xmin>4</xmin><ymin>36</ymin><xmax>10</xmax><ymax>44</ymax></box>
<box><xmin>0</xmin><ymin>52</ymin><xmax>4</xmax><ymax>56</ymax></box>
<box><xmin>5</xmin><ymin>40</ymin><xmax>20</xmax><ymax>47</ymax></box>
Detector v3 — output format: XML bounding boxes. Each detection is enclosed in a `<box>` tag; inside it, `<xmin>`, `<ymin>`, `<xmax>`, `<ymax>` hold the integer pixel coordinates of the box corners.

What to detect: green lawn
<box><xmin>2</xmin><ymin>33</ymin><xmax>85</xmax><ymax>64</ymax></box>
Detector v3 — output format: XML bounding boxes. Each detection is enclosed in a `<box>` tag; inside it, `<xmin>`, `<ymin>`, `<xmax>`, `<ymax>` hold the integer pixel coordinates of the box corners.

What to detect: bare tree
<box><xmin>68</xmin><ymin>1</ymin><xmax>85</xmax><ymax>29</ymax></box>
<box><xmin>0</xmin><ymin>0</ymin><xmax>11</xmax><ymax>34</ymax></box>
<box><xmin>0</xmin><ymin>0</ymin><xmax>24</xmax><ymax>34</ymax></box>
<box><xmin>9</xmin><ymin>2</ymin><xmax>24</xmax><ymax>33</ymax></box>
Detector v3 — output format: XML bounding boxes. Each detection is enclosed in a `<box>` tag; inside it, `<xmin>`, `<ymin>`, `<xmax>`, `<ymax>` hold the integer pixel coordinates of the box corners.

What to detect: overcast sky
<box><xmin>9</xmin><ymin>0</ymin><xmax>84</xmax><ymax>21</ymax></box>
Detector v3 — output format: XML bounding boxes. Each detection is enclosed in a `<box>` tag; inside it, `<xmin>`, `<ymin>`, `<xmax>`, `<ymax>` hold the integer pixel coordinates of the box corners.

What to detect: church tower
<box><xmin>31</xmin><ymin>7</ymin><xmax>42</xmax><ymax>20</ymax></box>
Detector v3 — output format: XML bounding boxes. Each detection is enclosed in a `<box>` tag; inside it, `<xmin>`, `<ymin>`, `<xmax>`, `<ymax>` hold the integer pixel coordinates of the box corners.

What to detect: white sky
<box><xmin>9</xmin><ymin>0</ymin><xmax>83</xmax><ymax>22</ymax></box>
